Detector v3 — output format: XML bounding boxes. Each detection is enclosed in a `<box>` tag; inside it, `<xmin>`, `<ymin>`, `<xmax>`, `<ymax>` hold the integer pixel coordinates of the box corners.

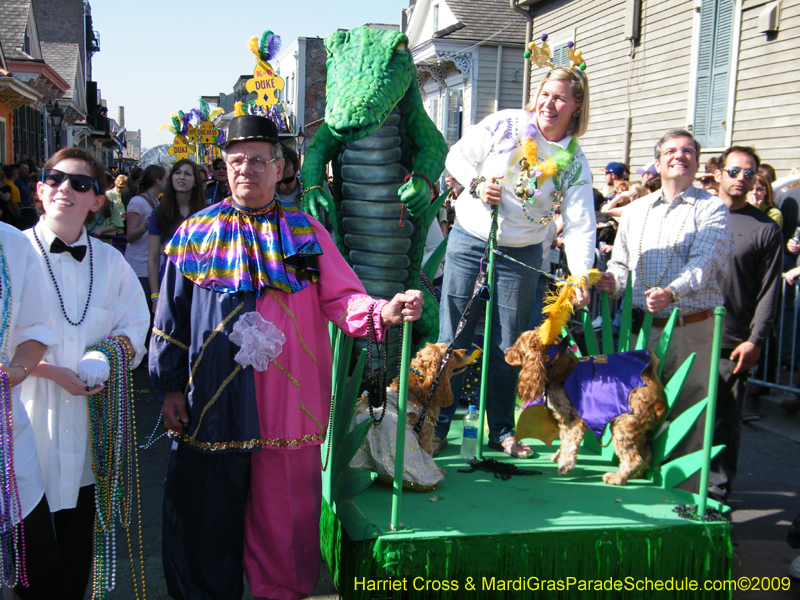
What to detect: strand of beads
<box><xmin>31</xmin><ymin>228</ymin><xmax>94</xmax><ymax>327</ymax></box>
<box><xmin>85</xmin><ymin>337</ymin><xmax>146</xmax><ymax>599</ymax></box>
<box><xmin>0</xmin><ymin>240</ymin><xmax>26</xmax><ymax>588</ymax></box>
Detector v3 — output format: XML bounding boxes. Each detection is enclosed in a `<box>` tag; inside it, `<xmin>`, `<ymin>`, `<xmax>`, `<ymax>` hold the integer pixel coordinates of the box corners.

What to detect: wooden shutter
<box><xmin>552</xmin><ymin>42</ymin><xmax>569</xmax><ymax>68</ymax></box>
<box><xmin>693</xmin><ymin>0</ymin><xmax>735</xmax><ymax>147</ymax></box>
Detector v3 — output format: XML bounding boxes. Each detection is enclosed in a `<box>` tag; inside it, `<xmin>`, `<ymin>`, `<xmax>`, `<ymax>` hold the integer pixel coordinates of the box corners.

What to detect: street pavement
<box><xmin>105</xmin><ymin>368</ymin><xmax>798</xmax><ymax>600</ymax></box>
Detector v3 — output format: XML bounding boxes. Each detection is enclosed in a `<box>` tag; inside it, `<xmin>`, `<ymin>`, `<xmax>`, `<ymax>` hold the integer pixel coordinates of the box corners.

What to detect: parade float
<box><xmin>307</xmin><ymin>26</ymin><xmax>733</xmax><ymax>599</ymax></box>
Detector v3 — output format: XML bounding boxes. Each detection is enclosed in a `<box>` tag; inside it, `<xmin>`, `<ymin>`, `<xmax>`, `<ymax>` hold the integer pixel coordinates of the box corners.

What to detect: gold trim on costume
<box><xmin>185</xmin><ymin>302</ymin><xmax>245</xmax><ymax>394</ymax></box>
<box><xmin>267</xmin><ymin>290</ymin><xmax>316</xmax><ymax>363</ymax></box>
<box><xmin>153</xmin><ymin>327</ymin><xmax>189</xmax><ymax>352</ymax></box>
<box><xmin>338</xmin><ymin>296</ymin><xmax>373</xmax><ymax>328</ymax></box>
<box><xmin>190</xmin><ymin>364</ymin><xmax>242</xmax><ymax>441</ymax></box>
<box><xmin>271</xmin><ymin>359</ymin><xmax>325</xmax><ymax>432</ymax></box>
<box><xmin>169</xmin><ymin>430</ymin><xmax>325</xmax><ymax>451</ymax></box>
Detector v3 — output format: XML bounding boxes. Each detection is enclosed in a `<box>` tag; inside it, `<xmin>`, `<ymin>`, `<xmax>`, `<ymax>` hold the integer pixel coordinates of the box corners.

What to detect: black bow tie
<box><xmin>50</xmin><ymin>237</ymin><xmax>87</xmax><ymax>262</ymax></box>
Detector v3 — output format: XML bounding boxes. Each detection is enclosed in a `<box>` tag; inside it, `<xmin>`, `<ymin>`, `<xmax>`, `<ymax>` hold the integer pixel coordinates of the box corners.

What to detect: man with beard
<box><xmin>709</xmin><ymin>146</ymin><xmax>782</xmax><ymax>503</ymax></box>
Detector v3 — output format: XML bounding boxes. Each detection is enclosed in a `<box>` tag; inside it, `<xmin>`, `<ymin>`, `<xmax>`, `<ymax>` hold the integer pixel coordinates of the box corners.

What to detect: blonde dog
<box><xmin>350</xmin><ymin>343</ymin><xmax>471</xmax><ymax>490</ymax></box>
<box><xmin>505</xmin><ymin>330</ymin><xmax>666</xmax><ymax>485</ymax></box>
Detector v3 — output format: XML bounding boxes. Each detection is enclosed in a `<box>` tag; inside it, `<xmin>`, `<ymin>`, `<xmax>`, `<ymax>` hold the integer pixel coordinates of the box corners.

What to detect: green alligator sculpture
<box><xmin>301</xmin><ymin>26</ymin><xmax>449</xmax><ymax>352</ymax></box>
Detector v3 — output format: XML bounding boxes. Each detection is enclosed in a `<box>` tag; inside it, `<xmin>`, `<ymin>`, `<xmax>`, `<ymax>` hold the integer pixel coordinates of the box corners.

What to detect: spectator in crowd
<box><xmin>636</xmin><ymin>161</ymin><xmax>658</xmax><ymax>185</ymax></box>
<box><xmin>596</xmin><ymin>128</ymin><xmax>734</xmax><ymax>492</ymax></box>
<box><xmin>443</xmin><ymin>171</ymin><xmax>463</xmax><ymax>234</ymax></box>
<box><xmin>601</xmin><ymin>161</ymin><xmax>628</xmax><ymax>198</ymax></box>
<box><xmin>121</xmin><ymin>166</ymin><xmax>143</xmax><ymax>210</ymax></box>
<box><xmin>125</xmin><ymin>164</ymin><xmax>167</xmax><ymax>307</ymax></box>
<box><xmin>278</xmin><ymin>144</ymin><xmax>332</xmax><ymax>231</ymax></box>
<box><xmin>2</xmin><ymin>165</ymin><xmax>22</xmax><ymax>226</ymax></box>
<box><xmin>697</xmin><ymin>157</ymin><xmax>720</xmax><ymax>195</ymax></box>
<box><xmin>747</xmin><ymin>171</ymin><xmax>782</xmax><ymax>227</ymax></box>
<box><xmin>205</xmin><ymin>157</ymin><xmax>229</xmax><ymax>204</ymax></box>
<box><xmin>0</xmin><ymin>220</ymin><xmax>58</xmax><ymax>600</ymax></box>
<box><xmin>147</xmin><ymin>159</ymin><xmax>206</xmax><ymax>315</ymax></box>
<box><xmin>759</xmin><ymin>163</ymin><xmax>777</xmax><ymax>185</ymax></box>
<box><xmin>20</xmin><ymin>148</ymin><xmax>148</xmax><ymax>600</ymax></box>
<box><xmin>711</xmin><ymin>146</ymin><xmax>782</xmax><ymax>503</ymax></box>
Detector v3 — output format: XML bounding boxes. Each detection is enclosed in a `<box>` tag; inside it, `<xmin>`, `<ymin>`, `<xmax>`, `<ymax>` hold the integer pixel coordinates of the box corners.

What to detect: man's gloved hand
<box><xmin>77</xmin><ymin>351</ymin><xmax>110</xmax><ymax>388</ymax></box>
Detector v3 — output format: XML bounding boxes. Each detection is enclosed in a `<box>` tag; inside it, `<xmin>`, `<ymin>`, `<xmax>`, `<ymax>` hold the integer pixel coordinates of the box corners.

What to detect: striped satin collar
<box><xmin>163</xmin><ymin>198</ymin><xmax>322</xmax><ymax>296</ymax></box>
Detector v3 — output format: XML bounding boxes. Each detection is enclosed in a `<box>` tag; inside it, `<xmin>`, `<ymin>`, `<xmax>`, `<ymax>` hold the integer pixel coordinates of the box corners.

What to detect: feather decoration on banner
<box><xmin>209</xmin><ymin>107</ymin><xmax>224</xmax><ymax>120</ymax></box>
<box><xmin>233</xmin><ymin>102</ymin><xmax>246</xmax><ymax>117</ymax></box>
<box><xmin>217</xmin><ymin>130</ymin><xmax>226</xmax><ymax>145</ymax></box>
<box><xmin>177</xmin><ymin>111</ymin><xmax>189</xmax><ymax>135</ymax></box>
<box><xmin>248</xmin><ymin>36</ymin><xmax>260</xmax><ymax>61</ymax></box>
<box><xmin>199</xmin><ymin>99</ymin><xmax>211</xmax><ymax>121</ymax></box>
<box><xmin>187</xmin><ymin>108</ymin><xmax>204</xmax><ymax>125</ymax></box>
<box><xmin>159</xmin><ymin>114</ymin><xmax>183</xmax><ymax>136</ymax></box>
<box><xmin>538</xmin><ymin>269</ymin><xmax>603</xmax><ymax>346</ymax></box>
<box><xmin>266</xmin><ymin>32</ymin><xmax>281</xmax><ymax>61</ymax></box>
<box><xmin>260</xmin><ymin>30</ymin><xmax>280</xmax><ymax>62</ymax></box>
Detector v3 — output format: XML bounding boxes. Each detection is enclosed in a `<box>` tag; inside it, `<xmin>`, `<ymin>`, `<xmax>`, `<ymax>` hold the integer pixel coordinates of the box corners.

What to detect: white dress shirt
<box><xmin>0</xmin><ymin>222</ymin><xmax>58</xmax><ymax>518</ymax></box>
<box><xmin>607</xmin><ymin>185</ymin><xmax>735</xmax><ymax>319</ymax></box>
<box><xmin>21</xmin><ymin>221</ymin><xmax>149</xmax><ymax>511</ymax></box>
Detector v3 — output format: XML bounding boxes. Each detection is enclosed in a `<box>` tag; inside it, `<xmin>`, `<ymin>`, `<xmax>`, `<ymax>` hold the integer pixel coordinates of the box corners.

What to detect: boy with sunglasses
<box><xmin>18</xmin><ymin>148</ymin><xmax>149</xmax><ymax>599</ymax></box>
<box><xmin>710</xmin><ymin>146</ymin><xmax>782</xmax><ymax>503</ymax></box>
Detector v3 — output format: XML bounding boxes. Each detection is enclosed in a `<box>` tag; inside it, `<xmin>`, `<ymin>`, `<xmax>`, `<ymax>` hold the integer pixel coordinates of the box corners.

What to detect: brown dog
<box><xmin>390</xmin><ymin>342</ymin><xmax>471</xmax><ymax>456</ymax></box>
<box><xmin>349</xmin><ymin>343</ymin><xmax>472</xmax><ymax>490</ymax></box>
<box><xmin>505</xmin><ymin>330</ymin><xmax>666</xmax><ymax>485</ymax></box>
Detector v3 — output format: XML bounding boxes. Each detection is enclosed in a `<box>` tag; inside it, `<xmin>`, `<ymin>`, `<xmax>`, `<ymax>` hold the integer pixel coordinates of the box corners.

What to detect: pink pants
<box><xmin>244</xmin><ymin>445</ymin><xmax>322</xmax><ymax>600</ymax></box>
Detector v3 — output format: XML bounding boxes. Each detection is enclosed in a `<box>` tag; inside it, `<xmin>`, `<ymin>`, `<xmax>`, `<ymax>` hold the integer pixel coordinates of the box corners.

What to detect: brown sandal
<box><xmin>488</xmin><ymin>438</ymin><xmax>536</xmax><ymax>459</ymax></box>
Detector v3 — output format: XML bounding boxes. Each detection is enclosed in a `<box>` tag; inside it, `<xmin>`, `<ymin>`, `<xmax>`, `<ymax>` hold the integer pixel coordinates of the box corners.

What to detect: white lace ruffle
<box><xmin>229</xmin><ymin>311</ymin><xmax>286</xmax><ymax>372</ymax></box>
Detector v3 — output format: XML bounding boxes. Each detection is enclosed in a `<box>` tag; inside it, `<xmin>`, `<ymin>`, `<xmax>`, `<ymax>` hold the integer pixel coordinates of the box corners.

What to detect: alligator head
<box><xmin>323</xmin><ymin>27</ymin><xmax>415</xmax><ymax>143</ymax></box>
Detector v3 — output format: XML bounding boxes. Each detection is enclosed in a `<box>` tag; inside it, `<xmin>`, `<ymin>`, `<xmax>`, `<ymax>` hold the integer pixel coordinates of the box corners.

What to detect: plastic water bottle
<box><xmin>461</xmin><ymin>405</ymin><xmax>479</xmax><ymax>460</ymax></box>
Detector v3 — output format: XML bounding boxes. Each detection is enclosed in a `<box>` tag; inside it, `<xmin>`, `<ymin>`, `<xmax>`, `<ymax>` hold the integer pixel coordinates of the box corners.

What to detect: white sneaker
<box><xmin>790</xmin><ymin>555</ymin><xmax>800</xmax><ymax>579</ymax></box>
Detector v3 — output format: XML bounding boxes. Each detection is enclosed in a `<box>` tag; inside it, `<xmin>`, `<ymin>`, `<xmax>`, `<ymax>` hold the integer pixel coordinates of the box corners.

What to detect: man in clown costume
<box><xmin>150</xmin><ymin>114</ymin><xmax>422</xmax><ymax>600</ymax></box>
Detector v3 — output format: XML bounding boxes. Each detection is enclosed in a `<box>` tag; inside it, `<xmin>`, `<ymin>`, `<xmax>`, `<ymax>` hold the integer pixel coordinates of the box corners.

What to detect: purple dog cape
<box><xmin>527</xmin><ymin>349</ymin><xmax>652</xmax><ymax>440</ymax></box>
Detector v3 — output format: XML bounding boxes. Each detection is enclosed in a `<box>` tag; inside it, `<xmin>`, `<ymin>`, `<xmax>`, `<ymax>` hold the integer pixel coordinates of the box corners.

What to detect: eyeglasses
<box><xmin>661</xmin><ymin>146</ymin><xmax>697</xmax><ymax>158</ymax></box>
<box><xmin>721</xmin><ymin>167</ymin><xmax>756</xmax><ymax>181</ymax></box>
<box><xmin>753</xmin><ymin>186</ymin><xmax>767</xmax><ymax>193</ymax></box>
<box><xmin>226</xmin><ymin>155</ymin><xmax>278</xmax><ymax>173</ymax></box>
<box><xmin>212</xmin><ymin>164</ymin><xmax>227</xmax><ymax>171</ymax></box>
<box><xmin>278</xmin><ymin>174</ymin><xmax>297</xmax><ymax>185</ymax></box>
<box><xmin>42</xmin><ymin>168</ymin><xmax>99</xmax><ymax>194</ymax></box>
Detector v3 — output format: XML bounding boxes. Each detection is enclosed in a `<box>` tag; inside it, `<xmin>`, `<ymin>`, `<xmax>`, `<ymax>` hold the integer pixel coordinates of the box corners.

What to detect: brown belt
<box><xmin>652</xmin><ymin>309</ymin><xmax>713</xmax><ymax>328</ymax></box>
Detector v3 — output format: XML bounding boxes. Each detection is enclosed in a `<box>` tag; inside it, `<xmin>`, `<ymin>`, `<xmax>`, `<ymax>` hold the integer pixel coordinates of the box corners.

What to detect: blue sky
<box><xmin>90</xmin><ymin>0</ymin><xmax>410</xmax><ymax>149</ymax></box>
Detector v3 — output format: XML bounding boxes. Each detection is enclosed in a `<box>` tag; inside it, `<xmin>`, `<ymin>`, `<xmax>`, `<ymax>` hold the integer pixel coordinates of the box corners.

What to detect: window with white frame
<box><xmin>445</xmin><ymin>89</ymin><xmax>462</xmax><ymax>146</ymax></box>
<box><xmin>693</xmin><ymin>0</ymin><xmax>735</xmax><ymax>148</ymax></box>
<box><xmin>429</xmin><ymin>97</ymin><xmax>439</xmax><ymax>129</ymax></box>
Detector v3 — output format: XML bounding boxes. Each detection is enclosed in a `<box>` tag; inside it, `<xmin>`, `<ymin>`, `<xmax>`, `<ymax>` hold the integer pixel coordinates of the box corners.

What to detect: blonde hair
<box><xmin>526</xmin><ymin>67</ymin><xmax>590</xmax><ymax>138</ymax></box>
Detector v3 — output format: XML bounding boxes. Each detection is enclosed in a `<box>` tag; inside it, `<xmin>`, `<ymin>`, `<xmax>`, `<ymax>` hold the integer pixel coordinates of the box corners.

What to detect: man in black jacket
<box><xmin>712</xmin><ymin>145</ymin><xmax>783</xmax><ymax>503</ymax></box>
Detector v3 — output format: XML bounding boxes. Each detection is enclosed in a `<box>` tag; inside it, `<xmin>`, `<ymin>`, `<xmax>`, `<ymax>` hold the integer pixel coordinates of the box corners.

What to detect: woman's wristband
<box><xmin>11</xmin><ymin>363</ymin><xmax>29</xmax><ymax>380</ymax></box>
<box><xmin>469</xmin><ymin>176</ymin><xmax>486</xmax><ymax>199</ymax></box>
<box><xmin>150</xmin><ymin>293</ymin><xmax>159</xmax><ymax>301</ymax></box>
<box><xmin>141</xmin><ymin>224</ymin><xmax>147</xmax><ymax>233</ymax></box>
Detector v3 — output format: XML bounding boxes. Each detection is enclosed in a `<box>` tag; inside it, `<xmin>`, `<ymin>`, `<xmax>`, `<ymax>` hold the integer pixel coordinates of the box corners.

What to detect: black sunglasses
<box><xmin>212</xmin><ymin>164</ymin><xmax>227</xmax><ymax>171</ymax></box>
<box><xmin>42</xmin><ymin>168</ymin><xmax>100</xmax><ymax>193</ymax></box>
<box><xmin>278</xmin><ymin>174</ymin><xmax>297</xmax><ymax>185</ymax></box>
<box><xmin>721</xmin><ymin>167</ymin><xmax>756</xmax><ymax>181</ymax></box>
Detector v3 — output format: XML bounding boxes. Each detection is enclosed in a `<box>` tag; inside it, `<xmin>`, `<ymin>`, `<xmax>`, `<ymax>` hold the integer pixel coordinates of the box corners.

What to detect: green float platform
<box><xmin>321</xmin><ymin>430</ymin><xmax>731</xmax><ymax>599</ymax></box>
<box><xmin>321</xmin><ymin>286</ymin><xmax>733</xmax><ymax>599</ymax></box>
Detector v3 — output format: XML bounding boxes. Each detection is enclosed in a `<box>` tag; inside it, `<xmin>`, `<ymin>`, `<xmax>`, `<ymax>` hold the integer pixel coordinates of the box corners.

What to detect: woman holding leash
<box><xmin>435</xmin><ymin>48</ymin><xmax>596</xmax><ymax>459</ymax></box>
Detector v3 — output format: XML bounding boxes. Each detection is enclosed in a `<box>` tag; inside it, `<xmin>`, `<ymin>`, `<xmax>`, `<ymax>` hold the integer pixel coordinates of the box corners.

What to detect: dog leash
<box><xmin>412</xmin><ymin>211</ymin><xmax>498</xmax><ymax>434</ymax></box>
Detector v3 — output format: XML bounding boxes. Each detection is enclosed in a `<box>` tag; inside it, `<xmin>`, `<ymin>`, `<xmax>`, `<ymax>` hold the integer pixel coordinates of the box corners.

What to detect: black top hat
<box><xmin>222</xmin><ymin>115</ymin><xmax>279</xmax><ymax>148</ymax></box>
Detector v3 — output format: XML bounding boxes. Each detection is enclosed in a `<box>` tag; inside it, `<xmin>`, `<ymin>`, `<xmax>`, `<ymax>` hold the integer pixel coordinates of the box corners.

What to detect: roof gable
<box><xmin>41</xmin><ymin>42</ymin><xmax>81</xmax><ymax>102</ymax></box>
<box><xmin>408</xmin><ymin>0</ymin><xmax>527</xmax><ymax>47</ymax></box>
<box><xmin>0</xmin><ymin>0</ymin><xmax>42</xmax><ymax>60</ymax></box>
